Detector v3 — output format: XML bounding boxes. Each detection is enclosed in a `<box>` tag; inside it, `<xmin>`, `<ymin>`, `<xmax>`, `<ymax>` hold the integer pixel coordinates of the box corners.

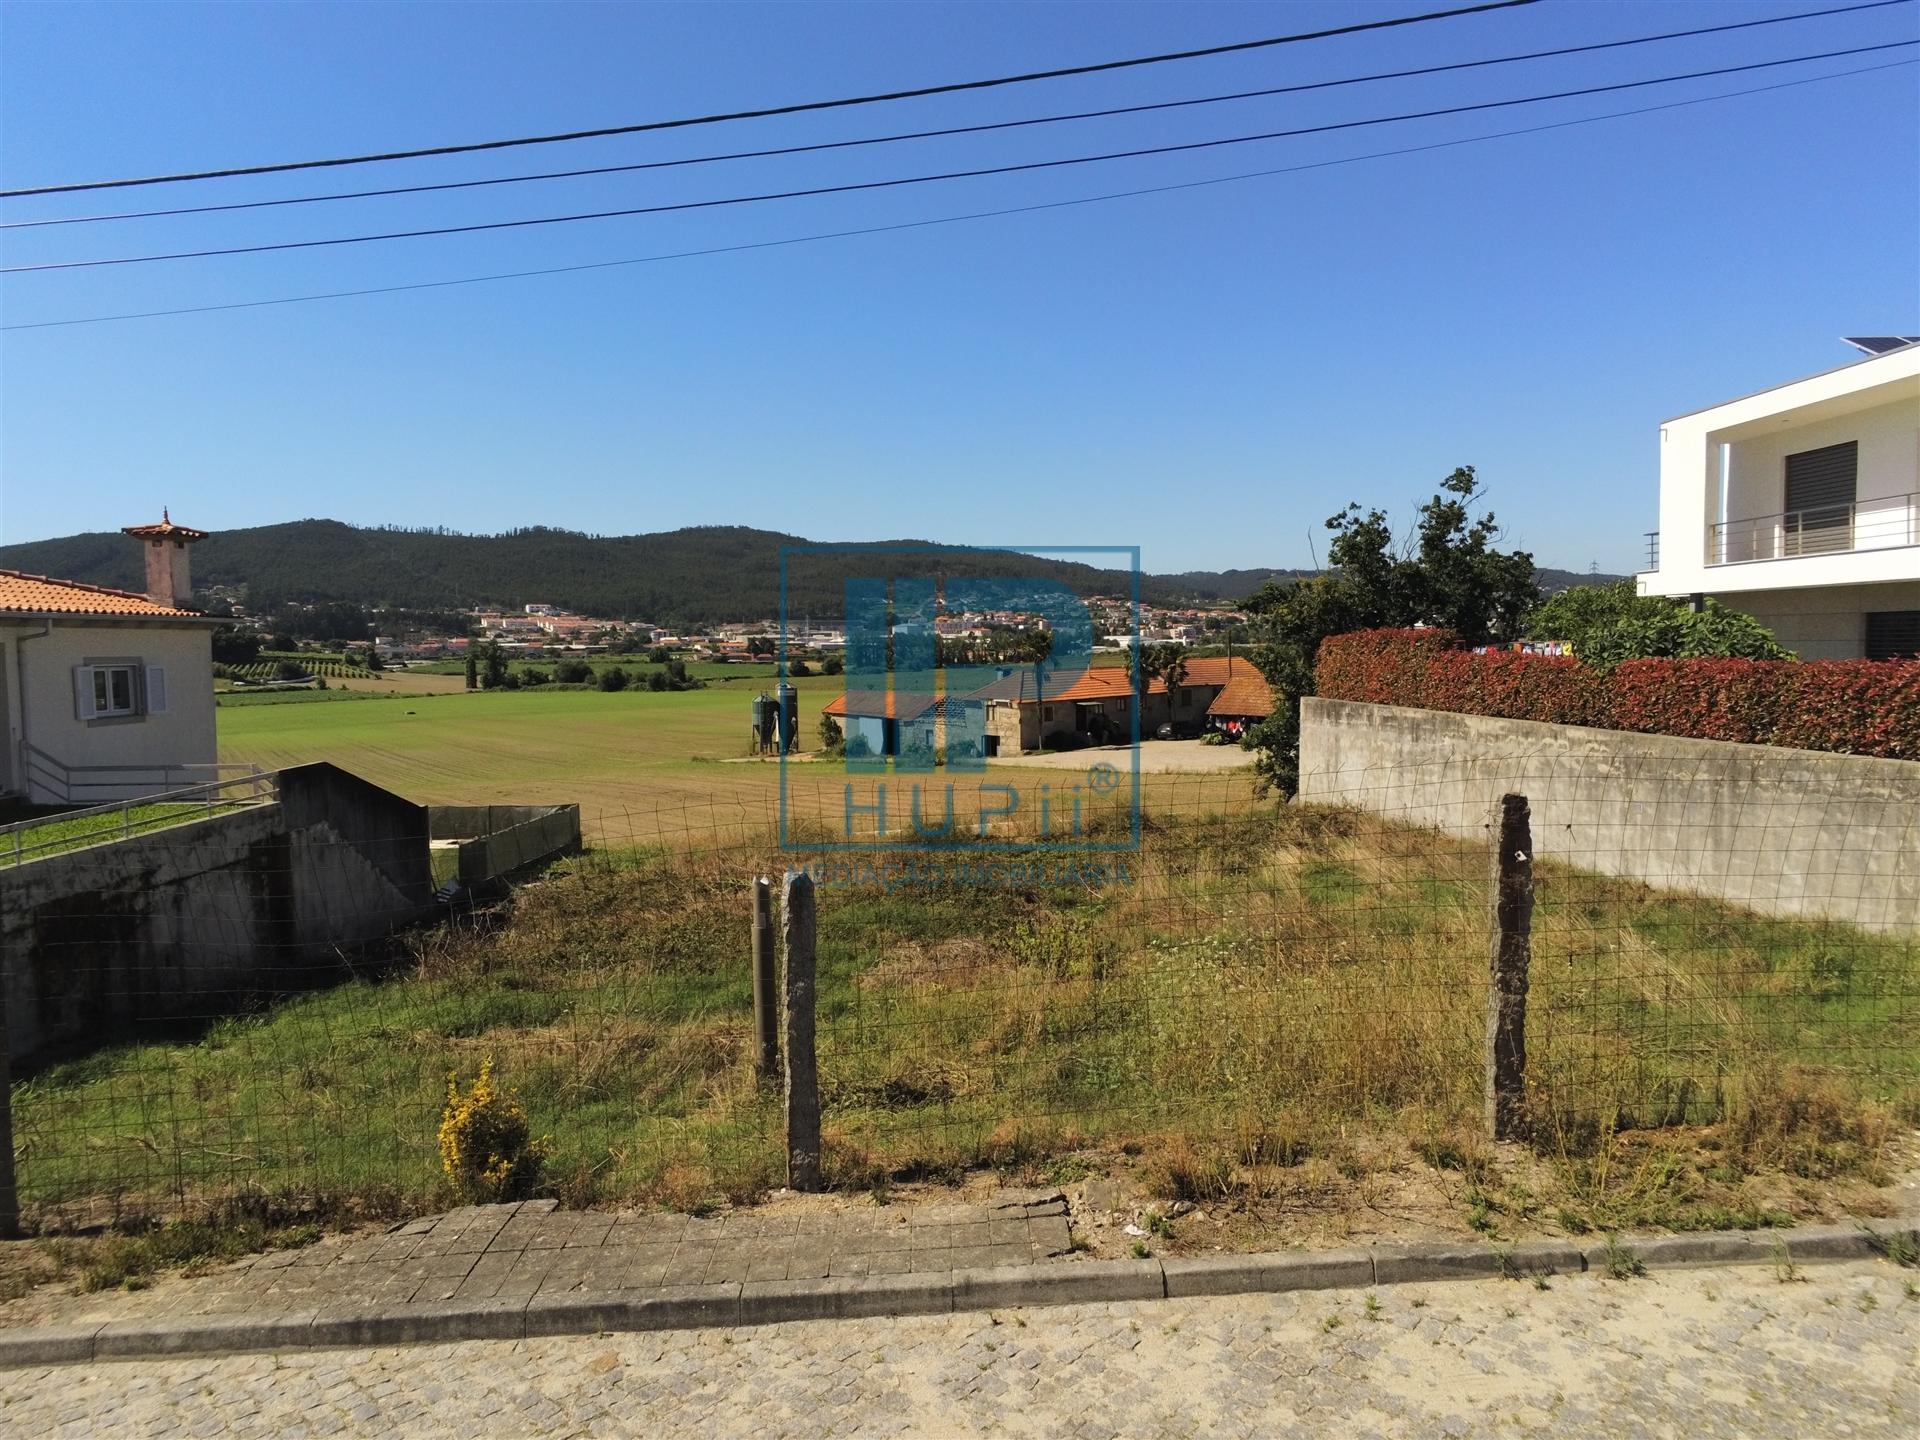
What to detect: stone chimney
<box><xmin>120</xmin><ymin>509</ymin><xmax>209</xmax><ymax>608</ymax></box>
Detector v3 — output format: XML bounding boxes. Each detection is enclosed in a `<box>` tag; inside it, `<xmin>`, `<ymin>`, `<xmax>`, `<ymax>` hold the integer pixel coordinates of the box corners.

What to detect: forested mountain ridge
<box><xmin>0</xmin><ymin>519</ymin><xmax>1619</xmax><ymax>625</ymax></box>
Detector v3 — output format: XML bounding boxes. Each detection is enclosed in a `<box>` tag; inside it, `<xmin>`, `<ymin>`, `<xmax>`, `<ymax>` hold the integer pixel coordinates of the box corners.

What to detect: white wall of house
<box><xmin>5</xmin><ymin>621</ymin><xmax>216</xmax><ymax>801</ymax></box>
<box><xmin>1642</xmin><ymin>345</ymin><xmax>1920</xmax><ymax>657</ymax></box>
<box><xmin>1717</xmin><ymin>579</ymin><xmax>1920</xmax><ymax>662</ymax></box>
<box><xmin>1722</xmin><ymin>396</ymin><xmax>1919</xmax><ymax>553</ymax></box>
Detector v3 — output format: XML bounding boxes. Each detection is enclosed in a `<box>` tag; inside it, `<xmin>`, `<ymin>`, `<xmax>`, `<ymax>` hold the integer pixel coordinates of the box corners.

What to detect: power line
<box><xmin>8</xmin><ymin>57</ymin><xmax>1908</xmax><ymax>334</ymax></box>
<box><xmin>8</xmin><ymin>39</ymin><xmax>1911</xmax><ymax>275</ymax></box>
<box><xmin>10</xmin><ymin>0</ymin><xmax>1906</xmax><ymax>232</ymax></box>
<box><xmin>0</xmin><ymin>0</ymin><xmax>1543</xmax><ymax>199</ymax></box>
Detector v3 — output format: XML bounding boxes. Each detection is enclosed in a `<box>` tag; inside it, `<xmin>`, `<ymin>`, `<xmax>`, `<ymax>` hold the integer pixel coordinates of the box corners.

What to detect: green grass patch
<box><xmin>13</xmin><ymin>803</ymin><xmax>1916</xmax><ymax>1226</ymax></box>
<box><xmin>1</xmin><ymin>802</ymin><xmax>244</xmax><ymax>868</ymax></box>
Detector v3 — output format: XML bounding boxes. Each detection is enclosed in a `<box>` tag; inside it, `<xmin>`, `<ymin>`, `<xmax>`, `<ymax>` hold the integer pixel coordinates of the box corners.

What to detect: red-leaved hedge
<box><xmin>1315</xmin><ymin>628</ymin><xmax>1920</xmax><ymax>760</ymax></box>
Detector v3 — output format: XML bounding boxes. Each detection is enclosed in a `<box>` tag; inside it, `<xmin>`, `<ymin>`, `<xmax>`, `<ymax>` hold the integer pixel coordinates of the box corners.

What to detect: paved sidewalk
<box><xmin>3</xmin><ymin>1191</ymin><xmax>1073</xmax><ymax>1330</ymax></box>
<box><xmin>2</xmin><ymin>1259</ymin><xmax>1914</xmax><ymax>1437</ymax></box>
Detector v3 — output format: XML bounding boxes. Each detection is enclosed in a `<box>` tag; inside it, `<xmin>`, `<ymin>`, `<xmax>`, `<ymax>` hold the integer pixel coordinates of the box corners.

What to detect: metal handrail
<box><xmin>17</xmin><ymin>741</ymin><xmax>266</xmax><ymax>805</ymax></box>
<box><xmin>1708</xmin><ymin>492</ymin><xmax>1918</xmax><ymax>565</ymax></box>
<box><xmin>2</xmin><ymin>766</ymin><xmax>279</xmax><ymax>867</ymax></box>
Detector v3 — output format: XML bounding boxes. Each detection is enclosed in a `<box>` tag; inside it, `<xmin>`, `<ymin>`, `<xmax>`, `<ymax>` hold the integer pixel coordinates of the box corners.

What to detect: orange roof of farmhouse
<box><xmin>825</xmin><ymin>655</ymin><xmax>1274</xmax><ymax>715</ymax></box>
<box><xmin>0</xmin><ymin>569</ymin><xmax>201</xmax><ymax>619</ymax></box>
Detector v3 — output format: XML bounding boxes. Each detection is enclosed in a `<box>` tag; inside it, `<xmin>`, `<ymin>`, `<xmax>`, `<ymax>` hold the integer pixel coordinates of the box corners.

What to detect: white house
<box><xmin>1639</xmin><ymin>338</ymin><xmax>1920</xmax><ymax>660</ymax></box>
<box><xmin>1</xmin><ymin>514</ymin><xmax>222</xmax><ymax>804</ymax></box>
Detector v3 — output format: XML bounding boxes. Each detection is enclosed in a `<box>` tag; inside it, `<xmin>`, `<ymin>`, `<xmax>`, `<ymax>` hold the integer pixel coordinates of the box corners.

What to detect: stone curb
<box><xmin>2</xmin><ymin>1216</ymin><xmax>1912</xmax><ymax>1370</ymax></box>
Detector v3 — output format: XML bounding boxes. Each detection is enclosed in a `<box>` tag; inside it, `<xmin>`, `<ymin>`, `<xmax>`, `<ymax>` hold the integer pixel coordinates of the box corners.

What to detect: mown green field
<box><xmin>216</xmin><ymin>676</ymin><xmax>1247</xmax><ymax>846</ymax></box>
<box><xmin>218</xmin><ymin>678</ymin><xmax>855</xmax><ymax>842</ymax></box>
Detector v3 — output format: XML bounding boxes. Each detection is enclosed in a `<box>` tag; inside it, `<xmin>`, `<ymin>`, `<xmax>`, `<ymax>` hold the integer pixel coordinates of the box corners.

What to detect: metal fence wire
<box><xmin>3</xmin><ymin>757</ymin><xmax>1914</xmax><ymax>1232</ymax></box>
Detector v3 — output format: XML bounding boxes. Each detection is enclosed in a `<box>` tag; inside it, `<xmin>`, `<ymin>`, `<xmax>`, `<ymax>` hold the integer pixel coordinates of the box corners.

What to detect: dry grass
<box><xmin>14</xmin><ymin>797</ymin><xmax>1917</xmax><ymax>1237</ymax></box>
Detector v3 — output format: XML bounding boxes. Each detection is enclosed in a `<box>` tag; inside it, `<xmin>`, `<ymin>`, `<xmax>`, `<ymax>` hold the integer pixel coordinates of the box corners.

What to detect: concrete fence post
<box><xmin>752</xmin><ymin>876</ymin><xmax>778</xmax><ymax>1083</ymax></box>
<box><xmin>1486</xmin><ymin>792</ymin><xmax>1533</xmax><ymax>1142</ymax></box>
<box><xmin>781</xmin><ymin>871</ymin><xmax>822</xmax><ymax>1192</ymax></box>
<box><xmin>0</xmin><ymin>947</ymin><xmax>18</xmax><ymax>1239</ymax></box>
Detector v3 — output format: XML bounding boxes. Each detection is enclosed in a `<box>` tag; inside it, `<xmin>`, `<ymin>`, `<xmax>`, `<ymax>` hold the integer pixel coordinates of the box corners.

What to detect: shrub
<box><xmin>1577</xmin><ymin>600</ymin><xmax>1791</xmax><ymax>670</ymax></box>
<box><xmin>1316</xmin><ymin>629</ymin><xmax>1920</xmax><ymax>760</ymax></box>
<box><xmin>598</xmin><ymin>666</ymin><xmax>630</xmax><ymax>692</ymax></box>
<box><xmin>554</xmin><ymin>660</ymin><xmax>592</xmax><ymax>685</ymax></box>
<box><xmin>438</xmin><ymin>1058</ymin><xmax>549</xmax><ymax>1203</ymax></box>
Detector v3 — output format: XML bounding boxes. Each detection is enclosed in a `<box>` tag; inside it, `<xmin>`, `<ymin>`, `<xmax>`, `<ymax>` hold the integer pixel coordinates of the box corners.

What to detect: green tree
<box><xmin>1527</xmin><ymin>579</ymin><xmax>1667</xmax><ymax>650</ymax></box>
<box><xmin>481</xmin><ymin>640</ymin><xmax>509</xmax><ymax>690</ymax></box>
<box><xmin>1578</xmin><ymin>600</ymin><xmax>1791</xmax><ymax>668</ymax></box>
<box><xmin>1528</xmin><ymin>580</ymin><xmax>1790</xmax><ymax>666</ymax></box>
<box><xmin>1133</xmin><ymin>643</ymin><xmax>1189</xmax><ymax>723</ymax></box>
<box><xmin>1247</xmin><ymin>467</ymin><xmax>1539</xmax><ymax>795</ymax></box>
<box><xmin>211</xmin><ymin>625</ymin><xmax>263</xmax><ymax>665</ymax></box>
<box><xmin>598</xmin><ymin>666</ymin><xmax>630</xmax><ymax>692</ymax></box>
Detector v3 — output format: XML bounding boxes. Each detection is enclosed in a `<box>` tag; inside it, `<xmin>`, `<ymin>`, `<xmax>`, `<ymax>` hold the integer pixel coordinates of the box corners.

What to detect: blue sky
<box><xmin>2</xmin><ymin>0</ymin><xmax>1915</xmax><ymax>575</ymax></box>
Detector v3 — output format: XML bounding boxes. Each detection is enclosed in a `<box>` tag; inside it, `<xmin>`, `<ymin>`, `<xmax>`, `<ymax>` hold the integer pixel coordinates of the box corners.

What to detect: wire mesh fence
<box><xmin>3</xmin><ymin>754</ymin><xmax>1915</xmax><ymax>1232</ymax></box>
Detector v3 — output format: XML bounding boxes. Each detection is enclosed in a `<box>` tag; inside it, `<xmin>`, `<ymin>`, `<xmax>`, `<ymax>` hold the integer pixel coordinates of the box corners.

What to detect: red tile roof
<box><xmin>824</xmin><ymin>655</ymin><xmax>1275</xmax><ymax>719</ymax></box>
<box><xmin>1207</xmin><ymin>670</ymin><xmax>1274</xmax><ymax>718</ymax></box>
<box><xmin>0</xmin><ymin>569</ymin><xmax>201</xmax><ymax>619</ymax></box>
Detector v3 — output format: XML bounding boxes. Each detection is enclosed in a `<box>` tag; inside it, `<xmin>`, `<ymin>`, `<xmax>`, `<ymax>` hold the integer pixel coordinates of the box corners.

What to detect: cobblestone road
<box><xmin>3</xmin><ymin>1260</ymin><xmax>1914</xmax><ymax>1438</ymax></box>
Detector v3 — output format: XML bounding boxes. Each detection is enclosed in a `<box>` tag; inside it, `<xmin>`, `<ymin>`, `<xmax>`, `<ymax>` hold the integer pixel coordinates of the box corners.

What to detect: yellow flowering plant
<box><xmin>437</xmin><ymin>1058</ymin><xmax>550</xmax><ymax>1202</ymax></box>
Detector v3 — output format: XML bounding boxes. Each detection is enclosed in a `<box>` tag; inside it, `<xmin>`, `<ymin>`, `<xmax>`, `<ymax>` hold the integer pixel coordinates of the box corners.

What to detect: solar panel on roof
<box><xmin>1841</xmin><ymin>336</ymin><xmax>1920</xmax><ymax>355</ymax></box>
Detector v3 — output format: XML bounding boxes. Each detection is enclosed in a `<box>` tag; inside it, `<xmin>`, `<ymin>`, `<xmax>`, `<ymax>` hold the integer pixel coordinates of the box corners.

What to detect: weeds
<box><xmin>1865</xmin><ymin>1230</ymin><xmax>1918</xmax><ymax>1268</ymax></box>
<box><xmin>12</xmin><ymin>798</ymin><xmax>1916</xmax><ymax>1226</ymax></box>
<box><xmin>1769</xmin><ymin>1235</ymin><xmax>1805</xmax><ymax>1284</ymax></box>
<box><xmin>1602</xmin><ymin>1238</ymin><xmax>1645</xmax><ymax>1280</ymax></box>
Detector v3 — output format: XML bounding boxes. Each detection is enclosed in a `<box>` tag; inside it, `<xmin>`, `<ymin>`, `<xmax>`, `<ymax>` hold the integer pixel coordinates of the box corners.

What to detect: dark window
<box><xmin>1866</xmin><ymin>611</ymin><xmax>1920</xmax><ymax>661</ymax></box>
<box><xmin>1783</xmin><ymin>441</ymin><xmax>1857</xmax><ymax>554</ymax></box>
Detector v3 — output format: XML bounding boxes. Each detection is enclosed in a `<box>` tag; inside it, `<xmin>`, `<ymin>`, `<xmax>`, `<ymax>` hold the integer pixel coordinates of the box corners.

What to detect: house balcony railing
<box><xmin>1707</xmin><ymin>494</ymin><xmax>1918</xmax><ymax>566</ymax></box>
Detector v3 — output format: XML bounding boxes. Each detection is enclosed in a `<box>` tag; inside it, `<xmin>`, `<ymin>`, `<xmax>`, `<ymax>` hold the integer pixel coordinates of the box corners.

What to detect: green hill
<box><xmin>0</xmin><ymin>519</ymin><xmax>1617</xmax><ymax>625</ymax></box>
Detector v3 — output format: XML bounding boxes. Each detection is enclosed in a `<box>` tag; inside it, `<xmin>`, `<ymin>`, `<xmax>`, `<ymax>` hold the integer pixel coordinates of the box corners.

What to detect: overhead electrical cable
<box><xmin>6</xmin><ymin>0</ymin><xmax>1908</xmax><ymax>230</ymax></box>
<box><xmin>6</xmin><ymin>57</ymin><xmax>1908</xmax><ymax>332</ymax></box>
<box><xmin>5</xmin><ymin>39</ymin><xmax>1911</xmax><ymax>275</ymax></box>
<box><xmin>0</xmin><ymin>0</ymin><xmax>1543</xmax><ymax>197</ymax></box>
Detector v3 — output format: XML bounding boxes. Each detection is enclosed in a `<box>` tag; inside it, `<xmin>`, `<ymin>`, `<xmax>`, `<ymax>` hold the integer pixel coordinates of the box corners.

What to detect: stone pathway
<box><xmin>3</xmin><ymin>1191</ymin><xmax>1073</xmax><ymax>1329</ymax></box>
<box><xmin>2</xmin><ymin>1259</ymin><xmax>1914</xmax><ymax>1437</ymax></box>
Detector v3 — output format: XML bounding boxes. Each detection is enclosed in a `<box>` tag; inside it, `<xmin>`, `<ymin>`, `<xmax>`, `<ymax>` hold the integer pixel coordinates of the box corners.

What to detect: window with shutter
<box><xmin>145</xmin><ymin>665</ymin><xmax>169</xmax><ymax>715</ymax></box>
<box><xmin>1783</xmin><ymin>441</ymin><xmax>1857</xmax><ymax>555</ymax></box>
<box><xmin>1866</xmin><ymin>611</ymin><xmax>1920</xmax><ymax>661</ymax></box>
<box><xmin>75</xmin><ymin>662</ymin><xmax>141</xmax><ymax>719</ymax></box>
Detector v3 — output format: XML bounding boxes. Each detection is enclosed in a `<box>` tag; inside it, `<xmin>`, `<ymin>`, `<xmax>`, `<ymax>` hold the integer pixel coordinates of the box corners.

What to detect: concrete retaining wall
<box><xmin>1298</xmin><ymin>697</ymin><xmax>1920</xmax><ymax>932</ymax></box>
<box><xmin>429</xmin><ymin>805</ymin><xmax>581</xmax><ymax>886</ymax></box>
<box><xmin>0</xmin><ymin>763</ymin><xmax>436</xmax><ymax>1063</ymax></box>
